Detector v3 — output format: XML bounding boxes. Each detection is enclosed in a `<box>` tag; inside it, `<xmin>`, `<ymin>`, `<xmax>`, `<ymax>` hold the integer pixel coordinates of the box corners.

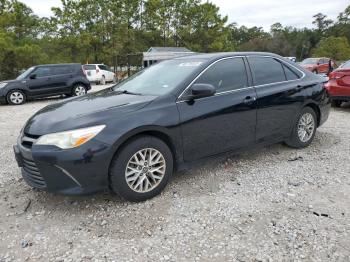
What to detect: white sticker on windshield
<box><xmin>178</xmin><ymin>62</ymin><xmax>203</xmax><ymax>67</ymax></box>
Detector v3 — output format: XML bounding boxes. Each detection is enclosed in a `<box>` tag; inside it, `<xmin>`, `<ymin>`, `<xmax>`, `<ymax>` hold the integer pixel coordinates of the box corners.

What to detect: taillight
<box><xmin>329</xmin><ymin>71</ymin><xmax>350</xmax><ymax>86</ymax></box>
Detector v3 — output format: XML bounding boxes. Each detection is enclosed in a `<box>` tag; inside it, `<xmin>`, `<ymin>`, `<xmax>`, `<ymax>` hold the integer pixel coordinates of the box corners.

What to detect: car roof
<box><xmin>36</xmin><ymin>63</ymin><xmax>81</xmax><ymax>67</ymax></box>
<box><xmin>174</xmin><ymin>52</ymin><xmax>286</xmax><ymax>62</ymax></box>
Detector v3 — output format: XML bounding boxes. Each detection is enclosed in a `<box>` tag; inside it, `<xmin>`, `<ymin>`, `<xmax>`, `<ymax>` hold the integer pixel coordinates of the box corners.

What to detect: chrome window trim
<box><xmin>246</xmin><ymin>55</ymin><xmax>306</xmax><ymax>88</ymax></box>
<box><xmin>176</xmin><ymin>55</ymin><xmax>306</xmax><ymax>103</ymax></box>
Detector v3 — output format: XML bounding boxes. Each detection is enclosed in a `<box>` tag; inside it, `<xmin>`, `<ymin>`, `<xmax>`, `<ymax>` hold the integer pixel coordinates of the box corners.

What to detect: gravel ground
<box><xmin>0</xmin><ymin>86</ymin><xmax>350</xmax><ymax>261</ymax></box>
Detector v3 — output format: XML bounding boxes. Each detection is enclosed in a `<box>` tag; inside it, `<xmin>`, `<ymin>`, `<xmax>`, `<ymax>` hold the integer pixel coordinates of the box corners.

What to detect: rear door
<box><xmin>247</xmin><ymin>56</ymin><xmax>304</xmax><ymax>144</ymax></box>
<box><xmin>177</xmin><ymin>57</ymin><xmax>257</xmax><ymax>161</ymax></box>
<box><xmin>49</xmin><ymin>65</ymin><xmax>74</xmax><ymax>93</ymax></box>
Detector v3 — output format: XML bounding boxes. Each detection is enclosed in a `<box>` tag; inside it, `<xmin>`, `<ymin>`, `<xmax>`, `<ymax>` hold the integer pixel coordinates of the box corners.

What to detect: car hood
<box><xmin>24</xmin><ymin>88</ymin><xmax>157</xmax><ymax>136</ymax></box>
<box><xmin>1</xmin><ymin>79</ymin><xmax>21</xmax><ymax>84</ymax></box>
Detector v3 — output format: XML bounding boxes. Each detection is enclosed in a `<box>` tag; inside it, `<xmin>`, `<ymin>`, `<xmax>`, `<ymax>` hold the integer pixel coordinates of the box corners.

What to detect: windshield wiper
<box><xmin>115</xmin><ymin>89</ymin><xmax>142</xmax><ymax>96</ymax></box>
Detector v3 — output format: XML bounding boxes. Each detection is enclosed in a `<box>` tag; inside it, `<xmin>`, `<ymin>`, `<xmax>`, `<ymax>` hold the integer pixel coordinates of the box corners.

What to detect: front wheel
<box><xmin>285</xmin><ymin>107</ymin><xmax>317</xmax><ymax>148</ymax></box>
<box><xmin>109</xmin><ymin>136</ymin><xmax>173</xmax><ymax>202</ymax></box>
<box><xmin>72</xmin><ymin>84</ymin><xmax>87</xmax><ymax>96</ymax></box>
<box><xmin>7</xmin><ymin>90</ymin><xmax>26</xmax><ymax>105</ymax></box>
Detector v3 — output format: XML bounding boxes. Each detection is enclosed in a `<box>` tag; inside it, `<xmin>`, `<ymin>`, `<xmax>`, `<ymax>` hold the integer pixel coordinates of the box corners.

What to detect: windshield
<box><xmin>300</xmin><ymin>58</ymin><xmax>319</xmax><ymax>65</ymax></box>
<box><xmin>340</xmin><ymin>61</ymin><xmax>350</xmax><ymax>69</ymax></box>
<box><xmin>16</xmin><ymin>67</ymin><xmax>35</xmax><ymax>80</ymax></box>
<box><xmin>113</xmin><ymin>59</ymin><xmax>205</xmax><ymax>96</ymax></box>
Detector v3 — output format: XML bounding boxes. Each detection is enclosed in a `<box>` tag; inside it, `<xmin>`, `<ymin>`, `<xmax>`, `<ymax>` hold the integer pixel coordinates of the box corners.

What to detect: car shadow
<box><xmin>15</xmin><ymin>142</ymin><xmax>302</xmax><ymax>208</ymax></box>
<box><xmin>333</xmin><ymin>102</ymin><xmax>350</xmax><ymax>111</ymax></box>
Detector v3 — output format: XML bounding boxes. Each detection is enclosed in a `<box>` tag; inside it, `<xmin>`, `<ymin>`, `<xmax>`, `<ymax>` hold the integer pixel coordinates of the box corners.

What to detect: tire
<box><xmin>285</xmin><ymin>107</ymin><xmax>317</xmax><ymax>149</ymax></box>
<box><xmin>109</xmin><ymin>136</ymin><xmax>173</xmax><ymax>202</ymax></box>
<box><xmin>6</xmin><ymin>90</ymin><xmax>26</xmax><ymax>105</ymax></box>
<box><xmin>331</xmin><ymin>100</ymin><xmax>342</xmax><ymax>108</ymax></box>
<box><xmin>72</xmin><ymin>84</ymin><xmax>87</xmax><ymax>96</ymax></box>
<box><xmin>101</xmin><ymin>76</ymin><xmax>106</xmax><ymax>85</ymax></box>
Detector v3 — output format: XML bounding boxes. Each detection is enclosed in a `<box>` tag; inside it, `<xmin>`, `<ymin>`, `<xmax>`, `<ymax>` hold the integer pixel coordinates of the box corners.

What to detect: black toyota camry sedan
<box><xmin>14</xmin><ymin>52</ymin><xmax>330</xmax><ymax>201</ymax></box>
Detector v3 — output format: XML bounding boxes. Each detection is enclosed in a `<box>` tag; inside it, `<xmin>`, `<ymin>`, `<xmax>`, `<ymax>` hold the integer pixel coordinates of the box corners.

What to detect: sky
<box><xmin>21</xmin><ymin>0</ymin><xmax>349</xmax><ymax>31</ymax></box>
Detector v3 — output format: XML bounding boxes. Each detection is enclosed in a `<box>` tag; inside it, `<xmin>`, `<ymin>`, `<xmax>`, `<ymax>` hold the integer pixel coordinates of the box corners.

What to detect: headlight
<box><xmin>36</xmin><ymin>125</ymin><xmax>106</xmax><ymax>149</ymax></box>
<box><xmin>0</xmin><ymin>82</ymin><xmax>8</xmax><ymax>88</ymax></box>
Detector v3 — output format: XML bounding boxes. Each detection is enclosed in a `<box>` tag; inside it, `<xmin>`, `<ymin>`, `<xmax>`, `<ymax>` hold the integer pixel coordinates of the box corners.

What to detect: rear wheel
<box><xmin>285</xmin><ymin>107</ymin><xmax>317</xmax><ymax>148</ymax></box>
<box><xmin>72</xmin><ymin>84</ymin><xmax>87</xmax><ymax>96</ymax></box>
<box><xmin>6</xmin><ymin>90</ymin><xmax>26</xmax><ymax>105</ymax></box>
<box><xmin>331</xmin><ymin>100</ymin><xmax>342</xmax><ymax>108</ymax></box>
<box><xmin>109</xmin><ymin>136</ymin><xmax>173</xmax><ymax>202</ymax></box>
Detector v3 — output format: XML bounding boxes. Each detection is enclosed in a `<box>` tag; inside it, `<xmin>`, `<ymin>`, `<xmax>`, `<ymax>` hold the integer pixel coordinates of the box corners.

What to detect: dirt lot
<box><xmin>0</xmin><ymin>86</ymin><xmax>350</xmax><ymax>261</ymax></box>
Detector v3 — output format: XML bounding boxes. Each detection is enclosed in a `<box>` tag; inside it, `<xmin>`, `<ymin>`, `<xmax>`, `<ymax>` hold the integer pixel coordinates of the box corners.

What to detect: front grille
<box><xmin>22</xmin><ymin>158</ymin><xmax>46</xmax><ymax>189</ymax></box>
<box><xmin>21</xmin><ymin>133</ymin><xmax>40</xmax><ymax>149</ymax></box>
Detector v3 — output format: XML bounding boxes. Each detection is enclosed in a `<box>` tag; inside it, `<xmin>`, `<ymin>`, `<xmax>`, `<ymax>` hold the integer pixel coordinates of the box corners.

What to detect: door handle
<box><xmin>243</xmin><ymin>96</ymin><xmax>256</xmax><ymax>105</ymax></box>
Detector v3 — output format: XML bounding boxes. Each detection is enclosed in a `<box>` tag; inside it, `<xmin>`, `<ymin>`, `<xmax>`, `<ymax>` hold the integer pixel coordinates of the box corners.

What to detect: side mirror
<box><xmin>29</xmin><ymin>74</ymin><xmax>37</xmax><ymax>79</ymax></box>
<box><xmin>190</xmin><ymin>83</ymin><xmax>216</xmax><ymax>99</ymax></box>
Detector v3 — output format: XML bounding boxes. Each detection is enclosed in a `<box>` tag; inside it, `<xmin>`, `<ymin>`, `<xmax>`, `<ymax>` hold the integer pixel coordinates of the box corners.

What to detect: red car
<box><xmin>325</xmin><ymin>60</ymin><xmax>350</xmax><ymax>107</ymax></box>
<box><xmin>300</xmin><ymin>58</ymin><xmax>336</xmax><ymax>74</ymax></box>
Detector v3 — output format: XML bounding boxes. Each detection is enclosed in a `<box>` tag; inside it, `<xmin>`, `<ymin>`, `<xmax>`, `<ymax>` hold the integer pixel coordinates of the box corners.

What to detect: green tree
<box><xmin>180</xmin><ymin>2</ymin><xmax>234</xmax><ymax>52</ymax></box>
<box><xmin>0</xmin><ymin>0</ymin><xmax>44</xmax><ymax>79</ymax></box>
<box><xmin>312</xmin><ymin>36</ymin><xmax>350</xmax><ymax>60</ymax></box>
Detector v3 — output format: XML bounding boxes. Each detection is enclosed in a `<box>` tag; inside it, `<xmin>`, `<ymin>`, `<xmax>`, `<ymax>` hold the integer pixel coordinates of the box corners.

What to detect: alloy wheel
<box><xmin>74</xmin><ymin>85</ymin><xmax>86</xmax><ymax>96</ymax></box>
<box><xmin>9</xmin><ymin>92</ymin><xmax>24</xmax><ymax>104</ymax></box>
<box><xmin>297</xmin><ymin>112</ymin><xmax>315</xmax><ymax>143</ymax></box>
<box><xmin>125</xmin><ymin>148</ymin><xmax>166</xmax><ymax>193</ymax></box>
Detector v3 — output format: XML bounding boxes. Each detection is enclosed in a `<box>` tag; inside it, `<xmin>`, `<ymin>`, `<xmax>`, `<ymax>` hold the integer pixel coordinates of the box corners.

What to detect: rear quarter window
<box><xmin>282</xmin><ymin>64</ymin><xmax>302</xmax><ymax>80</ymax></box>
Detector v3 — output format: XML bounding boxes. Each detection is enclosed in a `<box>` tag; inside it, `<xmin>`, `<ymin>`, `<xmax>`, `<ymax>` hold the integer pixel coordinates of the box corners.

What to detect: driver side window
<box><xmin>33</xmin><ymin>67</ymin><xmax>51</xmax><ymax>78</ymax></box>
<box><xmin>194</xmin><ymin>58</ymin><xmax>248</xmax><ymax>93</ymax></box>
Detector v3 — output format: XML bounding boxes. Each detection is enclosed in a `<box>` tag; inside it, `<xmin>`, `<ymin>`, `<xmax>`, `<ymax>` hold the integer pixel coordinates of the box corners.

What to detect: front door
<box><xmin>26</xmin><ymin>66</ymin><xmax>54</xmax><ymax>96</ymax></box>
<box><xmin>177</xmin><ymin>57</ymin><xmax>257</xmax><ymax>162</ymax></box>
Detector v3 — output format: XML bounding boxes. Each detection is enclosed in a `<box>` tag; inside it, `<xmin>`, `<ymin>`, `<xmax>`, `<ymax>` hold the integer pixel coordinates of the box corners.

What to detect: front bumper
<box><xmin>14</xmin><ymin>135</ymin><xmax>112</xmax><ymax>195</ymax></box>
